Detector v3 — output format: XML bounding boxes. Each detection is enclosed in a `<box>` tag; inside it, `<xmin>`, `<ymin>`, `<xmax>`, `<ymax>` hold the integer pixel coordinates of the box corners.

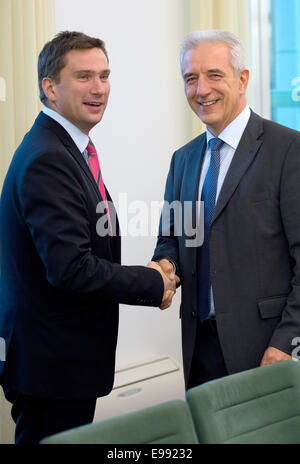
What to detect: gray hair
<box><xmin>180</xmin><ymin>30</ymin><xmax>246</xmax><ymax>75</ymax></box>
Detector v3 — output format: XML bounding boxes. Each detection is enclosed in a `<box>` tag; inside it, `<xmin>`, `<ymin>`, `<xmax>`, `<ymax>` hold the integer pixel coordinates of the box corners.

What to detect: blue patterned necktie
<box><xmin>198</xmin><ymin>138</ymin><xmax>224</xmax><ymax>322</ymax></box>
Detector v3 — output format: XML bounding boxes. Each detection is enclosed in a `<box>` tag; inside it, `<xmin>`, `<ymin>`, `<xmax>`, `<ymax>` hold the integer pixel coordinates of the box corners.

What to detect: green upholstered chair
<box><xmin>41</xmin><ymin>399</ymin><xmax>199</xmax><ymax>444</ymax></box>
<box><xmin>186</xmin><ymin>359</ymin><xmax>300</xmax><ymax>444</ymax></box>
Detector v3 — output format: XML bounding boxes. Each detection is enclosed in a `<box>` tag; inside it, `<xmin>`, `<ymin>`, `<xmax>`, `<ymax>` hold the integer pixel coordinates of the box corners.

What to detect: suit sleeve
<box><xmin>20</xmin><ymin>151</ymin><xmax>164</xmax><ymax>307</ymax></box>
<box><xmin>152</xmin><ymin>153</ymin><xmax>181</xmax><ymax>276</ymax></box>
<box><xmin>269</xmin><ymin>133</ymin><xmax>300</xmax><ymax>354</ymax></box>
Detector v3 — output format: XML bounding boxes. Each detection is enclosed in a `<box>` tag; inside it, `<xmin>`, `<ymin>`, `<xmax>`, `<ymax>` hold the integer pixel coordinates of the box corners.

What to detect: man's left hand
<box><xmin>260</xmin><ymin>346</ymin><xmax>291</xmax><ymax>366</ymax></box>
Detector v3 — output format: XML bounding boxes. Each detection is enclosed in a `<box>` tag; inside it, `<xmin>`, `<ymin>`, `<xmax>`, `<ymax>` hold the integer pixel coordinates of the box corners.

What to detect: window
<box><xmin>270</xmin><ymin>0</ymin><xmax>300</xmax><ymax>130</ymax></box>
<box><xmin>249</xmin><ymin>0</ymin><xmax>300</xmax><ymax>130</ymax></box>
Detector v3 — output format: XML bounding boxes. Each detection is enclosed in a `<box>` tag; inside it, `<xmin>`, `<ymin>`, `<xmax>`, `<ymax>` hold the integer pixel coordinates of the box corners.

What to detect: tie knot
<box><xmin>86</xmin><ymin>138</ymin><xmax>97</xmax><ymax>157</ymax></box>
<box><xmin>209</xmin><ymin>138</ymin><xmax>224</xmax><ymax>152</ymax></box>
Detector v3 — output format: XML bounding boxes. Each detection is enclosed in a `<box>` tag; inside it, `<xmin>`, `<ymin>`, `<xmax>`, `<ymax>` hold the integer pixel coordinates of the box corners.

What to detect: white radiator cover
<box><xmin>93</xmin><ymin>355</ymin><xmax>185</xmax><ymax>422</ymax></box>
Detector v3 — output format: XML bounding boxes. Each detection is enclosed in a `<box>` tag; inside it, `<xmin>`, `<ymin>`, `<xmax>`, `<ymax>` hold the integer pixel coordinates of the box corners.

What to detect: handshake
<box><xmin>147</xmin><ymin>259</ymin><xmax>180</xmax><ymax>310</ymax></box>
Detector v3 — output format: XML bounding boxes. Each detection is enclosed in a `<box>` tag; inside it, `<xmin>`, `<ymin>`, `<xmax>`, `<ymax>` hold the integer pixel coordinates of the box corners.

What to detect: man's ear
<box><xmin>42</xmin><ymin>77</ymin><xmax>57</xmax><ymax>104</ymax></box>
<box><xmin>239</xmin><ymin>69</ymin><xmax>250</xmax><ymax>94</ymax></box>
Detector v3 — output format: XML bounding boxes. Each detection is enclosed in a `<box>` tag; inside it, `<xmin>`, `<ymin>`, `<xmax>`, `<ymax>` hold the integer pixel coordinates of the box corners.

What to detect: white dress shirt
<box><xmin>43</xmin><ymin>106</ymin><xmax>89</xmax><ymax>160</ymax></box>
<box><xmin>198</xmin><ymin>105</ymin><xmax>251</xmax><ymax>317</ymax></box>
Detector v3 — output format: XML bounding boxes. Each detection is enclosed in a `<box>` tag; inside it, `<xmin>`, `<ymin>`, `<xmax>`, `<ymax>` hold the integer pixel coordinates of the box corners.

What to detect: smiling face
<box><xmin>182</xmin><ymin>41</ymin><xmax>249</xmax><ymax>136</ymax></box>
<box><xmin>42</xmin><ymin>47</ymin><xmax>110</xmax><ymax>134</ymax></box>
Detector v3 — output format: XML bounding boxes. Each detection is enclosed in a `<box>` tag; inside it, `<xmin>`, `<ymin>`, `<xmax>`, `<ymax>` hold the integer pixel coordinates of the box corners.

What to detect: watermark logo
<box><xmin>0</xmin><ymin>76</ymin><xmax>6</xmax><ymax>102</ymax></box>
<box><xmin>95</xmin><ymin>194</ymin><xmax>204</xmax><ymax>248</ymax></box>
<box><xmin>291</xmin><ymin>337</ymin><xmax>300</xmax><ymax>361</ymax></box>
<box><xmin>291</xmin><ymin>77</ymin><xmax>300</xmax><ymax>102</ymax></box>
<box><xmin>0</xmin><ymin>337</ymin><xmax>6</xmax><ymax>361</ymax></box>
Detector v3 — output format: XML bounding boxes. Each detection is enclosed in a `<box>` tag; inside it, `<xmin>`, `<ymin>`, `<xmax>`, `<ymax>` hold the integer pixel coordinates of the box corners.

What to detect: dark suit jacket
<box><xmin>153</xmin><ymin>111</ymin><xmax>300</xmax><ymax>384</ymax></box>
<box><xmin>0</xmin><ymin>112</ymin><xmax>163</xmax><ymax>399</ymax></box>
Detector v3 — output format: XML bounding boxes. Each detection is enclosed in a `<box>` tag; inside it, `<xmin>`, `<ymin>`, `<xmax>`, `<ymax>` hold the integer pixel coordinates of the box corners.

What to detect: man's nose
<box><xmin>90</xmin><ymin>77</ymin><xmax>105</xmax><ymax>94</ymax></box>
<box><xmin>196</xmin><ymin>77</ymin><xmax>210</xmax><ymax>97</ymax></box>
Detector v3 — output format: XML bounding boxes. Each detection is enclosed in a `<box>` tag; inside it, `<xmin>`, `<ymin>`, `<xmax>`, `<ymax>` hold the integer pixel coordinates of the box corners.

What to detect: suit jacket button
<box><xmin>191</xmin><ymin>311</ymin><xmax>196</xmax><ymax>318</ymax></box>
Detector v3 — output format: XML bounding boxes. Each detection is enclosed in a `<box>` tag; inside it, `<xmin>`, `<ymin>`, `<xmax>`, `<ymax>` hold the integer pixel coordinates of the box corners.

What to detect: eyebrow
<box><xmin>73</xmin><ymin>69</ymin><xmax>111</xmax><ymax>75</ymax></box>
<box><xmin>183</xmin><ymin>72</ymin><xmax>197</xmax><ymax>80</ymax></box>
<box><xmin>207</xmin><ymin>68</ymin><xmax>225</xmax><ymax>74</ymax></box>
<box><xmin>183</xmin><ymin>68</ymin><xmax>225</xmax><ymax>80</ymax></box>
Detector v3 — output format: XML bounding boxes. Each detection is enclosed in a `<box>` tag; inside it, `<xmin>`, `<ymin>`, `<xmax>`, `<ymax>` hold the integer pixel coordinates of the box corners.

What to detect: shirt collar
<box><xmin>206</xmin><ymin>105</ymin><xmax>251</xmax><ymax>150</ymax></box>
<box><xmin>43</xmin><ymin>106</ymin><xmax>89</xmax><ymax>154</ymax></box>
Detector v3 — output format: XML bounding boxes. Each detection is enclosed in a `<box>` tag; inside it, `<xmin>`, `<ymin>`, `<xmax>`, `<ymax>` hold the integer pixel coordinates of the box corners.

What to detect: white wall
<box><xmin>55</xmin><ymin>0</ymin><xmax>191</xmax><ymax>368</ymax></box>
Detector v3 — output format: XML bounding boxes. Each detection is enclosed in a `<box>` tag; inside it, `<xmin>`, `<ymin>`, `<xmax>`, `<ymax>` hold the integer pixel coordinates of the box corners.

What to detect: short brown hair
<box><xmin>38</xmin><ymin>31</ymin><xmax>109</xmax><ymax>104</ymax></box>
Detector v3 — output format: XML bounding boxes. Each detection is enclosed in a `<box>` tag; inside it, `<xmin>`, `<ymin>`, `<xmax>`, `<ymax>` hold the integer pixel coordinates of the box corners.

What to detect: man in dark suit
<box><xmin>152</xmin><ymin>30</ymin><xmax>300</xmax><ymax>389</ymax></box>
<box><xmin>0</xmin><ymin>31</ymin><xmax>177</xmax><ymax>444</ymax></box>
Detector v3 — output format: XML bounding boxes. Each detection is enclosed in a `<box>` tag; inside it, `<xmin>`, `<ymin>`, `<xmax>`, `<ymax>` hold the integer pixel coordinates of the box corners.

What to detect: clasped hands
<box><xmin>147</xmin><ymin>259</ymin><xmax>180</xmax><ymax>310</ymax></box>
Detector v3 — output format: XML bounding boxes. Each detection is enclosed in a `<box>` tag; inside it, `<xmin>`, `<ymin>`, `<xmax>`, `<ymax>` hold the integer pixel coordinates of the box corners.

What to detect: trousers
<box><xmin>3</xmin><ymin>388</ymin><xmax>96</xmax><ymax>444</ymax></box>
<box><xmin>187</xmin><ymin>318</ymin><xmax>228</xmax><ymax>389</ymax></box>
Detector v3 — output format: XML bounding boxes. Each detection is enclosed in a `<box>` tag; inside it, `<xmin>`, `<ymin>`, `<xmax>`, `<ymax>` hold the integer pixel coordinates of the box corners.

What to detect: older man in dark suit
<box><xmin>0</xmin><ymin>31</ymin><xmax>176</xmax><ymax>444</ymax></box>
<box><xmin>152</xmin><ymin>30</ymin><xmax>300</xmax><ymax>389</ymax></box>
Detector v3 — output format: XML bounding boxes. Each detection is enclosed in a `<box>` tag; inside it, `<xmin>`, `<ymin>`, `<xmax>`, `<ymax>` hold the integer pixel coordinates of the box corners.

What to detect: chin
<box><xmin>87</xmin><ymin>116</ymin><xmax>103</xmax><ymax>127</ymax></box>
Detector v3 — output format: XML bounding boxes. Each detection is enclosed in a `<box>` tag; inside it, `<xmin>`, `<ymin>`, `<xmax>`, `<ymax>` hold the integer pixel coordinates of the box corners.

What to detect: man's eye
<box><xmin>101</xmin><ymin>74</ymin><xmax>109</xmax><ymax>81</ymax></box>
<box><xmin>79</xmin><ymin>75</ymin><xmax>88</xmax><ymax>80</ymax></box>
<box><xmin>186</xmin><ymin>76</ymin><xmax>197</xmax><ymax>84</ymax></box>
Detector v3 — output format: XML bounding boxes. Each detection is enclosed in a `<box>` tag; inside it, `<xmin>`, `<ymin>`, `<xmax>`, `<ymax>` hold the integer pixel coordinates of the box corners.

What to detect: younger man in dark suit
<box><xmin>0</xmin><ymin>31</ymin><xmax>177</xmax><ymax>444</ymax></box>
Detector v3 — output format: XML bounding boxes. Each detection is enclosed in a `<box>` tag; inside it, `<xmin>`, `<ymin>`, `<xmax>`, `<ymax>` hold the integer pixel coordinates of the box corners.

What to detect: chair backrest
<box><xmin>186</xmin><ymin>360</ymin><xmax>300</xmax><ymax>444</ymax></box>
<box><xmin>41</xmin><ymin>399</ymin><xmax>199</xmax><ymax>444</ymax></box>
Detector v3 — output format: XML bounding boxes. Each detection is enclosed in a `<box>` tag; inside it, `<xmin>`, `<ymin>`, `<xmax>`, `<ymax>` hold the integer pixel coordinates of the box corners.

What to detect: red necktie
<box><xmin>86</xmin><ymin>138</ymin><xmax>113</xmax><ymax>235</ymax></box>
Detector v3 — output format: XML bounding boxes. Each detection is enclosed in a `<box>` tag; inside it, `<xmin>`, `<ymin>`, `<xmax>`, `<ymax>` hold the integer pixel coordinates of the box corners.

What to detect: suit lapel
<box><xmin>181</xmin><ymin>134</ymin><xmax>206</xmax><ymax>204</ymax></box>
<box><xmin>213</xmin><ymin>111</ymin><xmax>264</xmax><ymax>224</ymax></box>
<box><xmin>36</xmin><ymin>112</ymin><xmax>102</xmax><ymax>201</ymax></box>
<box><xmin>180</xmin><ymin>135</ymin><xmax>206</xmax><ymax>268</ymax></box>
<box><xmin>36</xmin><ymin>112</ymin><xmax>117</xmax><ymax>240</ymax></box>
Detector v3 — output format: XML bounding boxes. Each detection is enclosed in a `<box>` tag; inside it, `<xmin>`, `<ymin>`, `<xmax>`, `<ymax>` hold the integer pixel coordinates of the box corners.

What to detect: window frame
<box><xmin>248</xmin><ymin>0</ymin><xmax>271</xmax><ymax>119</ymax></box>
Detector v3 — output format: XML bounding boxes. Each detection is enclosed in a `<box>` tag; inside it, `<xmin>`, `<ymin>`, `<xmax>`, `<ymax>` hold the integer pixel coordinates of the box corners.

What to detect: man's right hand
<box><xmin>157</xmin><ymin>259</ymin><xmax>178</xmax><ymax>281</ymax></box>
<box><xmin>147</xmin><ymin>260</ymin><xmax>180</xmax><ymax>310</ymax></box>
